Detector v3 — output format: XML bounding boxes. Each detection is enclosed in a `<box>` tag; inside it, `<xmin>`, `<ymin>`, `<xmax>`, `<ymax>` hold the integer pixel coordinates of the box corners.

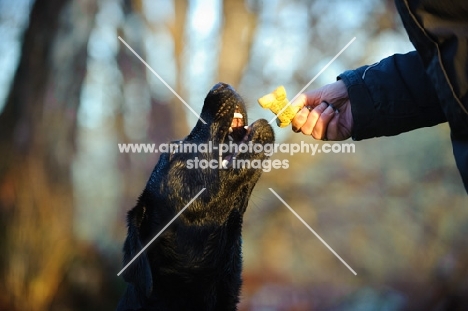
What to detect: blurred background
<box><xmin>0</xmin><ymin>0</ymin><xmax>467</xmax><ymax>310</ymax></box>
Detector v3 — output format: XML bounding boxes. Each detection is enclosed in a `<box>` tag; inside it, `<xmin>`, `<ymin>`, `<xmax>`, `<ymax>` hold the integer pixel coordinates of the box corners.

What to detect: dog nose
<box><xmin>210</xmin><ymin>82</ymin><xmax>230</xmax><ymax>93</ymax></box>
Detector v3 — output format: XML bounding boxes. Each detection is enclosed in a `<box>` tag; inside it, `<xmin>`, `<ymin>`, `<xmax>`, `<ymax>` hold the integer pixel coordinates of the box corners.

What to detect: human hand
<box><xmin>290</xmin><ymin>80</ymin><xmax>353</xmax><ymax>141</ymax></box>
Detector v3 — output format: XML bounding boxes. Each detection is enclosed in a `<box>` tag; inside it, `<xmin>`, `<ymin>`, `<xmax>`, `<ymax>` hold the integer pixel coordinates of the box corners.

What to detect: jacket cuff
<box><xmin>338</xmin><ymin>68</ymin><xmax>373</xmax><ymax>141</ymax></box>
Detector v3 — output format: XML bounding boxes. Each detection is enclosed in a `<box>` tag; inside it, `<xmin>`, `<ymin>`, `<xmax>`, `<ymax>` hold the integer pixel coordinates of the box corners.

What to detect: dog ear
<box><xmin>121</xmin><ymin>204</ymin><xmax>153</xmax><ymax>298</ymax></box>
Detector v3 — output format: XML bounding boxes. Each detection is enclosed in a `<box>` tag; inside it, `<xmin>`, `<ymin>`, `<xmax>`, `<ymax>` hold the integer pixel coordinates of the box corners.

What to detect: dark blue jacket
<box><xmin>338</xmin><ymin>0</ymin><xmax>468</xmax><ymax>192</ymax></box>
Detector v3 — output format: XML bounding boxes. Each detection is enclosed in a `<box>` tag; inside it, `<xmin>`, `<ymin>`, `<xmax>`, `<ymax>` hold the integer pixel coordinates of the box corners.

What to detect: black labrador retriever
<box><xmin>117</xmin><ymin>83</ymin><xmax>274</xmax><ymax>310</ymax></box>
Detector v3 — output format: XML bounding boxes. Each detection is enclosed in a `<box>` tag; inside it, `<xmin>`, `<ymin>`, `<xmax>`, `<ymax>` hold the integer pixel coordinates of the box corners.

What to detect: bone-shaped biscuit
<box><xmin>257</xmin><ymin>86</ymin><xmax>300</xmax><ymax>127</ymax></box>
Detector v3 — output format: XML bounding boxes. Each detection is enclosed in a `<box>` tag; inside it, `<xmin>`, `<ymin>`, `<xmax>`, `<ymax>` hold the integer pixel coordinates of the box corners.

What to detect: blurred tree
<box><xmin>0</xmin><ymin>0</ymin><xmax>96</xmax><ymax>309</ymax></box>
<box><xmin>167</xmin><ymin>0</ymin><xmax>190</xmax><ymax>136</ymax></box>
<box><xmin>217</xmin><ymin>0</ymin><xmax>257</xmax><ymax>86</ymax></box>
<box><xmin>0</xmin><ymin>0</ymin><xmax>466</xmax><ymax>310</ymax></box>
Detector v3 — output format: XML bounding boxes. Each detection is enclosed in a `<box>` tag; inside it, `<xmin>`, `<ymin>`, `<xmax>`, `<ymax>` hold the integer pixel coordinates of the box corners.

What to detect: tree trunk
<box><xmin>0</xmin><ymin>0</ymin><xmax>96</xmax><ymax>309</ymax></box>
<box><xmin>217</xmin><ymin>0</ymin><xmax>257</xmax><ymax>87</ymax></box>
<box><xmin>168</xmin><ymin>0</ymin><xmax>189</xmax><ymax>137</ymax></box>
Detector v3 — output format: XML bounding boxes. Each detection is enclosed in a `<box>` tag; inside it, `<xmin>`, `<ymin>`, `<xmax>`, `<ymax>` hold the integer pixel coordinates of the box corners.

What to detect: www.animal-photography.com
<box><xmin>0</xmin><ymin>0</ymin><xmax>467</xmax><ymax>310</ymax></box>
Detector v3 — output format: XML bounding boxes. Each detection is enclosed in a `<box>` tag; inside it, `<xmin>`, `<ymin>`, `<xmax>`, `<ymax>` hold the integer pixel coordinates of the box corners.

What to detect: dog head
<box><xmin>118</xmin><ymin>83</ymin><xmax>274</xmax><ymax>310</ymax></box>
<box><xmin>152</xmin><ymin>82</ymin><xmax>275</xmax><ymax>221</ymax></box>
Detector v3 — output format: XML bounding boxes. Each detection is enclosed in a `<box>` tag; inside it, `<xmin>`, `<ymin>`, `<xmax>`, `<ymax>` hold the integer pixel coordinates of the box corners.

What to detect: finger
<box><xmin>299</xmin><ymin>102</ymin><xmax>328</xmax><ymax>136</ymax></box>
<box><xmin>291</xmin><ymin>94</ymin><xmax>312</xmax><ymax>132</ymax></box>
<box><xmin>291</xmin><ymin>106</ymin><xmax>309</xmax><ymax>133</ymax></box>
<box><xmin>326</xmin><ymin>111</ymin><xmax>340</xmax><ymax>140</ymax></box>
<box><xmin>312</xmin><ymin>104</ymin><xmax>335</xmax><ymax>140</ymax></box>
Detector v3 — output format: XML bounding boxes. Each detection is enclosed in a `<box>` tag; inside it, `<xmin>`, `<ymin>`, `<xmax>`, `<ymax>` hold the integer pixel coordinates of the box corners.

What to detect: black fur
<box><xmin>117</xmin><ymin>83</ymin><xmax>274</xmax><ymax>311</ymax></box>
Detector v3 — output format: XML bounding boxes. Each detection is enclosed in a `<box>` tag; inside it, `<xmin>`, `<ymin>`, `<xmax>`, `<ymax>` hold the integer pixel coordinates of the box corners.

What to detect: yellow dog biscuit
<box><xmin>257</xmin><ymin>86</ymin><xmax>300</xmax><ymax>127</ymax></box>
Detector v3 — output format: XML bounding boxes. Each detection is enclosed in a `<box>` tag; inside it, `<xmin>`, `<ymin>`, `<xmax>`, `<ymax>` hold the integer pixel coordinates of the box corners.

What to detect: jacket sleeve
<box><xmin>338</xmin><ymin>51</ymin><xmax>447</xmax><ymax>141</ymax></box>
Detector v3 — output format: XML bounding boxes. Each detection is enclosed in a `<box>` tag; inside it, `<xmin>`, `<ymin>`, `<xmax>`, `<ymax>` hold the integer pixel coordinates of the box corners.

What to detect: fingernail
<box><xmin>329</xmin><ymin>104</ymin><xmax>339</xmax><ymax>113</ymax></box>
<box><xmin>320</xmin><ymin>102</ymin><xmax>328</xmax><ymax>109</ymax></box>
<box><xmin>324</xmin><ymin>105</ymin><xmax>334</xmax><ymax>113</ymax></box>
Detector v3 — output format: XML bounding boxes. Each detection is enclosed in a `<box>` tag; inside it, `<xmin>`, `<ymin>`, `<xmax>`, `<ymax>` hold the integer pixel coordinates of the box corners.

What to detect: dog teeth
<box><xmin>244</xmin><ymin>126</ymin><xmax>249</xmax><ymax>130</ymax></box>
<box><xmin>222</xmin><ymin>159</ymin><xmax>229</xmax><ymax>168</ymax></box>
<box><xmin>228</xmin><ymin>135</ymin><xmax>233</xmax><ymax>141</ymax></box>
<box><xmin>228</xmin><ymin>127</ymin><xmax>233</xmax><ymax>133</ymax></box>
<box><xmin>233</xmin><ymin>112</ymin><xmax>243</xmax><ymax>119</ymax></box>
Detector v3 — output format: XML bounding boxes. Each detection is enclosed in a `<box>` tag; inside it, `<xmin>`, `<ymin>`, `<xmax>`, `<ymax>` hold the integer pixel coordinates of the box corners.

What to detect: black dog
<box><xmin>116</xmin><ymin>83</ymin><xmax>274</xmax><ymax>310</ymax></box>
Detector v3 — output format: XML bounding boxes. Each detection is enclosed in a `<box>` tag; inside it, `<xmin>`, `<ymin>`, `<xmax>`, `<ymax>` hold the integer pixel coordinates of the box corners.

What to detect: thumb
<box><xmin>290</xmin><ymin>93</ymin><xmax>307</xmax><ymax>111</ymax></box>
